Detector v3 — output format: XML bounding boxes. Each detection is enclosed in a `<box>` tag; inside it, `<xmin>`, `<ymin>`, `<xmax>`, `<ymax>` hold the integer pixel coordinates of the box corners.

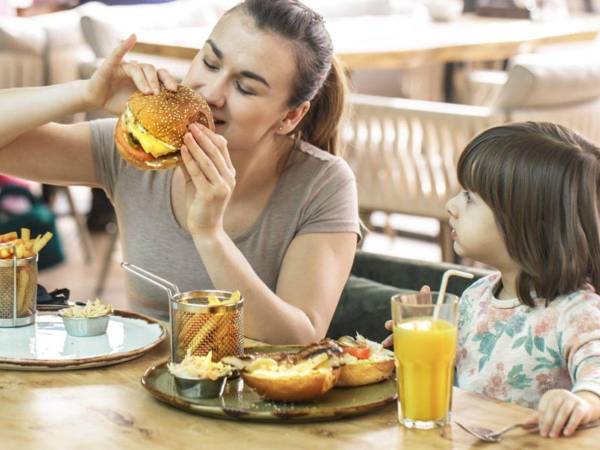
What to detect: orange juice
<box><xmin>393</xmin><ymin>318</ymin><xmax>457</xmax><ymax>423</ymax></box>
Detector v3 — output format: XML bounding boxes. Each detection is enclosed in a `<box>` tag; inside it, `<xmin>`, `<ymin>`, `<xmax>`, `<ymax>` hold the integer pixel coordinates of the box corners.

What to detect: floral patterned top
<box><xmin>456</xmin><ymin>273</ymin><xmax>600</xmax><ymax>408</ymax></box>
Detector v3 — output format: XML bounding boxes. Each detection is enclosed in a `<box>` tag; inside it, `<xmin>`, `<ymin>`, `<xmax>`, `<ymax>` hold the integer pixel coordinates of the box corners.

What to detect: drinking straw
<box><xmin>433</xmin><ymin>269</ymin><xmax>474</xmax><ymax>321</ymax></box>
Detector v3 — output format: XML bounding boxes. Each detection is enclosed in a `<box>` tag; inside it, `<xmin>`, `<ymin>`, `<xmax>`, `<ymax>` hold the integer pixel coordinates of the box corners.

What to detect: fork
<box><xmin>456</xmin><ymin>420</ymin><xmax>600</xmax><ymax>443</ymax></box>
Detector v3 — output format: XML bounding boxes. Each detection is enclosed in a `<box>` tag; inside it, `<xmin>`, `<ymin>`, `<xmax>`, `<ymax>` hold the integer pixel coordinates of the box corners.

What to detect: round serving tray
<box><xmin>0</xmin><ymin>310</ymin><xmax>167</xmax><ymax>370</ymax></box>
<box><xmin>141</xmin><ymin>345</ymin><xmax>397</xmax><ymax>423</ymax></box>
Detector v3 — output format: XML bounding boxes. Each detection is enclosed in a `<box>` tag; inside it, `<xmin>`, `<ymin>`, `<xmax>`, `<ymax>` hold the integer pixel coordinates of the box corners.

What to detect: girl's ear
<box><xmin>276</xmin><ymin>101</ymin><xmax>310</xmax><ymax>135</ymax></box>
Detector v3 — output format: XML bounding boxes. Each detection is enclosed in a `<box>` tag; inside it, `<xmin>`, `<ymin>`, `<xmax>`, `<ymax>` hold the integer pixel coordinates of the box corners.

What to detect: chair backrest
<box><xmin>493</xmin><ymin>50</ymin><xmax>600</xmax><ymax>109</ymax></box>
<box><xmin>0</xmin><ymin>17</ymin><xmax>47</xmax><ymax>88</ymax></box>
<box><xmin>345</xmin><ymin>95</ymin><xmax>498</xmax><ymax>219</ymax></box>
<box><xmin>491</xmin><ymin>49</ymin><xmax>600</xmax><ymax>143</ymax></box>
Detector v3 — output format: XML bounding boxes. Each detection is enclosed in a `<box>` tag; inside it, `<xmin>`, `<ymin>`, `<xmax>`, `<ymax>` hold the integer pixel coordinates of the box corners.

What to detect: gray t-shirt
<box><xmin>90</xmin><ymin>118</ymin><xmax>360</xmax><ymax>319</ymax></box>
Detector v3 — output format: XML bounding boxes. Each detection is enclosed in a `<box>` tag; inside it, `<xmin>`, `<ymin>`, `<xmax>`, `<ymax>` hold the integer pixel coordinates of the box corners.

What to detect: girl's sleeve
<box><xmin>559</xmin><ymin>292</ymin><xmax>600</xmax><ymax>397</ymax></box>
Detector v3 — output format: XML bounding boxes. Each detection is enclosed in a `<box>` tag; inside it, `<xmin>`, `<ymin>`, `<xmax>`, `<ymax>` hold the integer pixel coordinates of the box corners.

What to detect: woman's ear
<box><xmin>276</xmin><ymin>101</ymin><xmax>310</xmax><ymax>135</ymax></box>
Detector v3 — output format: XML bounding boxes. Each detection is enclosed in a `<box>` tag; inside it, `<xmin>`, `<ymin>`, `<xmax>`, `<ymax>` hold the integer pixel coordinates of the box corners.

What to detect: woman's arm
<box><xmin>194</xmin><ymin>231</ymin><xmax>356</xmax><ymax>344</ymax></box>
<box><xmin>180</xmin><ymin>123</ymin><xmax>357</xmax><ymax>344</ymax></box>
<box><xmin>0</xmin><ymin>35</ymin><xmax>178</xmax><ymax>187</ymax></box>
<box><xmin>0</xmin><ymin>82</ymin><xmax>99</xmax><ymax>186</ymax></box>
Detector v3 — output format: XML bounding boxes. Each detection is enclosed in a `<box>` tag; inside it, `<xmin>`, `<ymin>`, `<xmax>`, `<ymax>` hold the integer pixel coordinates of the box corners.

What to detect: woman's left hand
<box><xmin>181</xmin><ymin>123</ymin><xmax>236</xmax><ymax>237</ymax></box>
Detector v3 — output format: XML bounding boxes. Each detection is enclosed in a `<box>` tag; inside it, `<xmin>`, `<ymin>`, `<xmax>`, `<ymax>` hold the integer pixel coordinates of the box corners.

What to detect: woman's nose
<box><xmin>202</xmin><ymin>79</ymin><xmax>227</xmax><ymax>109</ymax></box>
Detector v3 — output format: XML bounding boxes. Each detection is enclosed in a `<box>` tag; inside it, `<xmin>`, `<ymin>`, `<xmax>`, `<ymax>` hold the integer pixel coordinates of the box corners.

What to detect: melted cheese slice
<box><xmin>124</xmin><ymin>107</ymin><xmax>178</xmax><ymax>158</ymax></box>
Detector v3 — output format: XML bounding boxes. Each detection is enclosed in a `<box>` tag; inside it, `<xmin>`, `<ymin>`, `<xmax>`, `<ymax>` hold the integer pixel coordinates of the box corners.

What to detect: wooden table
<box><xmin>1</xmin><ymin>339</ymin><xmax>598</xmax><ymax>449</ymax></box>
<box><xmin>133</xmin><ymin>13</ymin><xmax>600</xmax><ymax>70</ymax></box>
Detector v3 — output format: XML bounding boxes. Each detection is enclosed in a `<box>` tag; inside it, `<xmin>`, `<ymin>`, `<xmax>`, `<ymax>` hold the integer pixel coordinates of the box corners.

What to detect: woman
<box><xmin>0</xmin><ymin>0</ymin><xmax>360</xmax><ymax>344</ymax></box>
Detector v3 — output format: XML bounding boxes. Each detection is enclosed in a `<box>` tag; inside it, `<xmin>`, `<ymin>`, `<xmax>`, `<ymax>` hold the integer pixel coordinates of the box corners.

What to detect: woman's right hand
<box><xmin>83</xmin><ymin>34</ymin><xmax>179</xmax><ymax>116</ymax></box>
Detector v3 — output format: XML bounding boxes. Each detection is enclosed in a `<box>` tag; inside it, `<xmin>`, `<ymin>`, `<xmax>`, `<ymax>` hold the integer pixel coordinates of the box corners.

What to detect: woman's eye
<box><xmin>235</xmin><ymin>80</ymin><xmax>255</xmax><ymax>96</ymax></box>
<box><xmin>203</xmin><ymin>59</ymin><xmax>218</xmax><ymax>71</ymax></box>
<box><xmin>462</xmin><ymin>191</ymin><xmax>472</xmax><ymax>203</ymax></box>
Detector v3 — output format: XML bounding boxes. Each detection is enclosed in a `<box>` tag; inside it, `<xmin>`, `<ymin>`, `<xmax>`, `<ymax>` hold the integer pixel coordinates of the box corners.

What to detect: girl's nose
<box><xmin>446</xmin><ymin>196</ymin><xmax>458</xmax><ymax>218</ymax></box>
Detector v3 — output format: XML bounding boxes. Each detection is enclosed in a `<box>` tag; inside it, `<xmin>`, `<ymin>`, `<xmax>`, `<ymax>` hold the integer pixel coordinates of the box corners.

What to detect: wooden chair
<box><xmin>345</xmin><ymin>48</ymin><xmax>600</xmax><ymax>261</ymax></box>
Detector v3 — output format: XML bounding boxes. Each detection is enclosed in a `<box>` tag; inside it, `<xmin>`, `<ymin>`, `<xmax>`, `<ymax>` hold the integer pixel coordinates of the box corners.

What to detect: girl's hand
<box><xmin>83</xmin><ymin>34</ymin><xmax>179</xmax><ymax>115</ymax></box>
<box><xmin>181</xmin><ymin>123</ymin><xmax>236</xmax><ymax>238</ymax></box>
<box><xmin>382</xmin><ymin>285</ymin><xmax>432</xmax><ymax>347</ymax></box>
<box><xmin>524</xmin><ymin>389</ymin><xmax>595</xmax><ymax>438</ymax></box>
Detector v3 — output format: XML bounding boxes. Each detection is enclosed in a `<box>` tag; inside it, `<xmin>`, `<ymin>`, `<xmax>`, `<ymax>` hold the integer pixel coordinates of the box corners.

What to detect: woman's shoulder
<box><xmin>90</xmin><ymin>117</ymin><xmax>118</xmax><ymax>137</ymax></box>
<box><xmin>89</xmin><ymin>117</ymin><xmax>119</xmax><ymax>155</ymax></box>
<box><xmin>290</xmin><ymin>140</ymin><xmax>355</xmax><ymax>182</ymax></box>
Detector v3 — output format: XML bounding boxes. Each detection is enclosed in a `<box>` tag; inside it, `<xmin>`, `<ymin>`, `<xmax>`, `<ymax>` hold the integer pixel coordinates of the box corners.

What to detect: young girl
<box><xmin>0</xmin><ymin>0</ymin><xmax>360</xmax><ymax>344</ymax></box>
<box><xmin>386</xmin><ymin>122</ymin><xmax>600</xmax><ymax>438</ymax></box>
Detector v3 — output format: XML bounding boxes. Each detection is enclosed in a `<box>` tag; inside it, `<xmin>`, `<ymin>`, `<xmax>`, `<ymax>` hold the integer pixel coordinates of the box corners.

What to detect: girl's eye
<box><xmin>462</xmin><ymin>191</ymin><xmax>472</xmax><ymax>203</ymax></box>
<box><xmin>202</xmin><ymin>59</ymin><xmax>218</xmax><ymax>71</ymax></box>
<box><xmin>235</xmin><ymin>80</ymin><xmax>255</xmax><ymax>96</ymax></box>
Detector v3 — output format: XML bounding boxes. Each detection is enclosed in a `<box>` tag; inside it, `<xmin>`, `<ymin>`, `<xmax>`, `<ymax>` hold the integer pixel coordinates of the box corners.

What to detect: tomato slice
<box><xmin>343</xmin><ymin>346</ymin><xmax>370</xmax><ymax>360</ymax></box>
<box><xmin>128</xmin><ymin>144</ymin><xmax>155</xmax><ymax>162</ymax></box>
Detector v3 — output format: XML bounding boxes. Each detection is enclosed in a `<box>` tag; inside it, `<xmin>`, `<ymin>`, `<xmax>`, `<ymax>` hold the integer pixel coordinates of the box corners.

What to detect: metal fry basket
<box><xmin>0</xmin><ymin>242</ymin><xmax>37</xmax><ymax>327</ymax></box>
<box><xmin>121</xmin><ymin>262</ymin><xmax>244</xmax><ymax>362</ymax></box>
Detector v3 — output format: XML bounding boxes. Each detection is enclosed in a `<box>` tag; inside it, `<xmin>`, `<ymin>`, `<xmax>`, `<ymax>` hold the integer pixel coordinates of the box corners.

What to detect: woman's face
<box><xmin>182</xmin><ymin>10</ymin><xmax>299</xmax><ymax>152</ymax></box>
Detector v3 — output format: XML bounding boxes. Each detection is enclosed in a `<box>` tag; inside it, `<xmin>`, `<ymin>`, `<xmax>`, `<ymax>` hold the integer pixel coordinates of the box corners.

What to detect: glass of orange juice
<box><xmin>391</xmin><ymin>291</ymin><xmax>458</xmax><ymax>430</ymax></box>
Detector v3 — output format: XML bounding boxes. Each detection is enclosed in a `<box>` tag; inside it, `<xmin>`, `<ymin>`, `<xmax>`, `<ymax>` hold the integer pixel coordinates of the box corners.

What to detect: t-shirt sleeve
<box><xmin>297</xmin><ymin>158</ymin><xmax>361</xmax><ymax>239</ymax></box>
<box><xmin>89</xmin><ymin>118</ymin><xmax>121</xmax><ymax>200</ymax></box>
<box><xmin>558</xmin><ymin>291</ymin><xmax>600</xmax><ymax>397</ymax></box>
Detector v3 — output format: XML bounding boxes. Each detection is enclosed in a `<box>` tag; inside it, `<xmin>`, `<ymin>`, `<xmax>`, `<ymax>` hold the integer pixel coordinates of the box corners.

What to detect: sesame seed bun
<box><xmin>114</xmin><ymin>85</ymin><xmax>214</xmax><ymax>171</ymax></box>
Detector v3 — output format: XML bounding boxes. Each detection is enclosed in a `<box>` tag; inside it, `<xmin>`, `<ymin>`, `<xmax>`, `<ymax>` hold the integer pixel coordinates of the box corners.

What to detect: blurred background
<box><xmin>2</xmin><ymin>0</ymin><xmax>600</xmax><ymax>306</ymax></box>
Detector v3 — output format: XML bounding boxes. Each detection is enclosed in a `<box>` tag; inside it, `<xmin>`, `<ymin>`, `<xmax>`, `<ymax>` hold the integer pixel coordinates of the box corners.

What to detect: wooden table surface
<box><xmin>133</xmin><ymin>13</ymin><xmax>600</xmax><ymax>70</ymax></box>
<box><xmin>1</xmin><ymin>338</ymin><xmax>598</xmax><ymax>449</ymax></box>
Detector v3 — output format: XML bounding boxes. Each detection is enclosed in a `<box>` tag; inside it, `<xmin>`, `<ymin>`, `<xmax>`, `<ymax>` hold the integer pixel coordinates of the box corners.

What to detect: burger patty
<box><xmin>127</xmin><ymin>132</ymin><xmax>142</xmax><ymax>148</ymax></box>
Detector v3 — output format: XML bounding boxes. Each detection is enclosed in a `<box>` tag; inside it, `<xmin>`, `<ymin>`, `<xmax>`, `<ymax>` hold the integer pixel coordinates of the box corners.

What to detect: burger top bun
<box><xmin>127</xmin><ymin>85</ymin><xmax>214</xmax><ymax>148</ymax></box>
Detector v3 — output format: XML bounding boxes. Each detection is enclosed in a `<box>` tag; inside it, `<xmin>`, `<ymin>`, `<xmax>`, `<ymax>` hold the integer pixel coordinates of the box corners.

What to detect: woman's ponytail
<box><xmin>297</xmin><ymin>57</ymin><xmax>348</xmax><ymax>156</ymax></box>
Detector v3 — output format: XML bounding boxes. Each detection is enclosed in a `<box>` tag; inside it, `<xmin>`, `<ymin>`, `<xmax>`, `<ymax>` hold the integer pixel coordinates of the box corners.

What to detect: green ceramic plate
<box><xmin>141</xmin><ymin>345</ymin><xmax>397</xmax><ymax>422</ymax></box>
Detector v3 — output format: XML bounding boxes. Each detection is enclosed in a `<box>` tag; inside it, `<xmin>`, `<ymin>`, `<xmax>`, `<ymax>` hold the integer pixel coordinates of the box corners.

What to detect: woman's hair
<box><xmin>230</xmin><ymin>0</ymin><xmax>348</xmax><ymax>155</ymax></box>
<box><xmin>458</xmin><ymin>122</ymin><xmax>600</xmax><ymax>307</ymax></box>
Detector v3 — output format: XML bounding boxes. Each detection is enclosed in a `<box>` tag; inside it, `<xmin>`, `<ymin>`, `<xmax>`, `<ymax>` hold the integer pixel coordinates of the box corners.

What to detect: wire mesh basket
<box><xmin>171</xmin><ymin>290</ymin><xmax>244</xmax><ymax>363</ymax></box>
<box><xmin>0</xmin><ymin>242</ymin><xmax>37</xmax><ymax>327</ymax></box>
<box><xmin>121</xmin><ymin>262</ymin><xmax>244</xmax><ymax>362</ymax></box>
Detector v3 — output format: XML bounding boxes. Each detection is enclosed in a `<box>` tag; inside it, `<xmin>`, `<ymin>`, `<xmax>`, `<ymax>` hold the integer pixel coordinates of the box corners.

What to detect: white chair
<box><xmin>345</xmin><ymin>50</ymin><xmax>600</xmax><ymax>261</ymax></box>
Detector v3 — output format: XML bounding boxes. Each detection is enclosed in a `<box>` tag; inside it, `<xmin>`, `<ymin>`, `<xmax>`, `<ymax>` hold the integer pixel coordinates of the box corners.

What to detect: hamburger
<box><xmin>114</xmin><ymin>85</ymin><xmax>214</xmax><ymax>170</ymax></box>
<box><xmin>223</xmin><ymin>339</ymin><xmax>345</xmax><ymax>402</ymax></box>
<box><xmin>336</xmin><ymin>334</ymin><xmax>395</xmax><ymax>387</ymax></box>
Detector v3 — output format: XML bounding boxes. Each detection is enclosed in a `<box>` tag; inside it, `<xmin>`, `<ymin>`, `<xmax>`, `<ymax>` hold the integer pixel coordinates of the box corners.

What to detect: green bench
<box><xmin>328</xmin><ymin>250</ymin><xmax>491</xmax><ymax>341</ymax></box>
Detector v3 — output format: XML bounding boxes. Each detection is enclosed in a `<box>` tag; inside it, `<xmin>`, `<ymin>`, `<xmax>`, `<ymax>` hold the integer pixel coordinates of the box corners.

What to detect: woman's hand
<box><xmin>382</xmin><ymin>285</ymin><xmax>432</xmax><ymax>347</ymax></box>
<box><xmin>83</xmin><ymin>34</ymin><xmax>179</xmax><ymax>115</ymax></box>
<box><xmin>181</xmin><ymin>123</ymin><xmax>236</xmax><ymax>238</ymax></box>
<box><xmin>524</xmin><ymin>389</ymin><xmax>599</xmax><ymax>438</ymax></box>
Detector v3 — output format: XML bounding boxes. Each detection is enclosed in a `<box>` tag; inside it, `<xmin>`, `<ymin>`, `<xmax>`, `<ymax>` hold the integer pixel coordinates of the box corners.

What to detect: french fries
<box><xmin>17</xmin><ymin>267</ymin><xmax>29</xmax><ymax>317</ymax></box>
<box><xmin>0</xmin><ymin>228</ymin><xmax>53</xmax><ymax>260</ymax></box>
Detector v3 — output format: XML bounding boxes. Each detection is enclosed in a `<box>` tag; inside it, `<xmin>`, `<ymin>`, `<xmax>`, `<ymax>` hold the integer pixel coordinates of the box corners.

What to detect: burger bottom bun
<box><xmin>336</xmin><ymin>359</ymin><xmax>395</xmax><ymax>387</ymax></box>
<box><xmin>115</xmin><ymin>117</ymin><xmax>182</xmax><ymax>170</ymax></box>
<box><xmin>242</xmin><ymin>368</ymin><xmax>340</xmax><ymax>402</ymax></box>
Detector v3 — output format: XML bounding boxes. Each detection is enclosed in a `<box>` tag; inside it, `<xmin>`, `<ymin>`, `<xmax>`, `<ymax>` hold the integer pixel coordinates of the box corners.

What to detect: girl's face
<box><xmin>446</xmin><ymin>190</ymin><xmax>514</xmax><ymax>268</ymax></box>
<box><xmin>182</xmin><ymin>10</ymin><xmax>300</xmax><ymax>152</ymax></box>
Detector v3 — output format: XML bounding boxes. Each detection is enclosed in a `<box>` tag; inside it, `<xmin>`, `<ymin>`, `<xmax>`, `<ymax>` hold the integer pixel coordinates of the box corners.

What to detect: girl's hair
<box><xmin>458</xmin><ymin>122</ymin><xmax>600</xmax><ymax>307</ymax></box>
<box><xmin>230</xmin><ymin>0</ymin><xmax>348</xmax><ymax>155</ymax></box>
